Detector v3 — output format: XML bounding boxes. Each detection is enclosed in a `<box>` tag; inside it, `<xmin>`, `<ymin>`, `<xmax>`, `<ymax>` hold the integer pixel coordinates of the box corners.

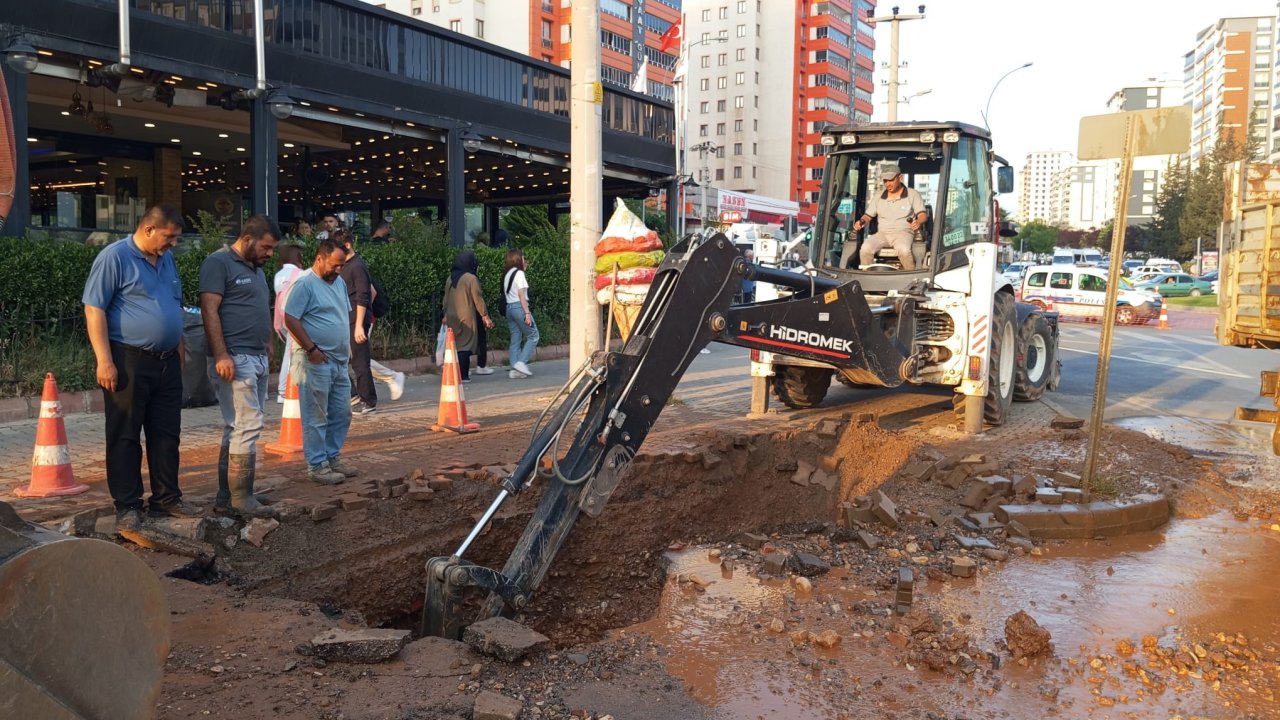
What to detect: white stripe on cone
<box><xmin>441</xmin><ymin>385</ymin><xmax>459</xmax><ymax>403</ymax></box>
<box><xmin>445</xmin><ymin>348</ymin><xmax>457</xmax><ymax>364</ymax></box>
<box><xmin>39</xmin><ymin>400</ymin><xmax>63</xmax><ymax>419</ymax></box>
<box><xmin>283</xmin><ymin>399</ymin><xmax>300</xmax><ymax>419</ymax></box>
<box><xmin>33</xmin><ymin>444</ymin><xmax>71</xmax><ymax>466</ymax></box>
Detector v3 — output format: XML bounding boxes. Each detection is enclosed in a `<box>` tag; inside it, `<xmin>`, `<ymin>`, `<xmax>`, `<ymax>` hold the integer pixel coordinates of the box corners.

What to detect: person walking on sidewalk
<box><xmin>503</xmin><ymin>249</ymin><xmax>539</xmax><ymax>379</ymax></box>
<box><xmin>272</xmin><ymin>242</ymin><xmax>306</xmax><ymax>403</ymax></box>
<box><xmin>199</xmin><ymin>215</ymin><xmax>281</xmax><ymax>518</ymax></box>
<box><xmin>336</xmin><ymin>231</ymin><xmax>379</xmax><ymax>414</ymax></box>
<box><xmin>82</xmin><ymin>204</ymin><xmax>201</xmax><ymax>530</ymax></box>
<box><xmin>442</xmin><ymin>250</ymin><xmax>493</xmax><ymax>382</ymax></box>
<box><xmin>283</xmin><ymin>238</ymin><xmax>357</xmax><ymax>485</ymax></box>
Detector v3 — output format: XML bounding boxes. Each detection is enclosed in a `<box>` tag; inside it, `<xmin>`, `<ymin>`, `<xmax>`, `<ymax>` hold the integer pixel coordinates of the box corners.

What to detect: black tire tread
<box><xmin>1013</xmin><ymin>313</ymin><xmax>1055</xmax><ymax>402</ymax></box>
<box><xmin>772</xmin><ymin>367</ymin><xmax>833</xmax><ymax>409</ymax></box>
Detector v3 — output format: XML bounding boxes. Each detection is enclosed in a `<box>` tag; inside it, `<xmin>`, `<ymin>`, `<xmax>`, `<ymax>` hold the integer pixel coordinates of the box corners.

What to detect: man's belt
<box><xmin>112</xmin><ymin>342</ymin><xmax>178</xmax><ymax>360</ymax></box>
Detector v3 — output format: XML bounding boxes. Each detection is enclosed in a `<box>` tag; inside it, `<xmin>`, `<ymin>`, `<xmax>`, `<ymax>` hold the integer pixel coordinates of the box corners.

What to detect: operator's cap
<box><xmin>879</xmin><ymin>163</ymin><xmax>902</xmax><ymax>179</ymax></box>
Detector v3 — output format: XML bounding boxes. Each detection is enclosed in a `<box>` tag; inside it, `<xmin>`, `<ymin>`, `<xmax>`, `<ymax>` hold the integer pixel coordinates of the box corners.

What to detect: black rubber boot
<box><xmin>228</xmin><ymin>453</ymin><xmax>278</xmax><ymax>519</ymax></box>
<box><xmin>213</xmin><ymin>444</ymin><xmax>232</xmax><ymax>515</ymax></box>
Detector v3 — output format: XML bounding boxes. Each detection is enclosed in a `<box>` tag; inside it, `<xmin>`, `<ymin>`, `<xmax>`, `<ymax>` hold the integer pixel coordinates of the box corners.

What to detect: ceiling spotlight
<box><xmin>283</xmin><ymin>142</ymin><xmax>295</xmax><ymax>148</ymax></box>
<box><xmin>4</xmin><ymin>37</ymin><xmax>39</xmax><ymax>75</ymax></box>
<box><xmin>144</xmin><ymin>122</ymin><xmax>156</xmax><ymax>128</ymax></box>
<box><xmin>218</xmin><ymin>133</ymin><xmax>229</xmax><ymax>138</ymax></box>
<box><xmin>460</xmin><ymin>132</ymin><xmax>483</xmax><ymax>153</ymax></box>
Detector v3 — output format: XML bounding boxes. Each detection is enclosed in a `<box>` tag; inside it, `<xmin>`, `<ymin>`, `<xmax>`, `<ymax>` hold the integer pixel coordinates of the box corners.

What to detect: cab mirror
<box><xmin>999</xmin><ymin>221</ymin><xmax>1020</xmax><ymax>238</ymax></box>
<box><xmin>996</xmin><ymin>166</ymin><xmax>1014</xmax><ymax>194</ymax></box>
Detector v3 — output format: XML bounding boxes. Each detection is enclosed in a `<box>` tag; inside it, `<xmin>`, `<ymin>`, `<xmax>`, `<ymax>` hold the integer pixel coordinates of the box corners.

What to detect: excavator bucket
<box><xmin>0</xmin><ymin>502</ymin><xmax>170</xmax><ymax>720</ymax></box>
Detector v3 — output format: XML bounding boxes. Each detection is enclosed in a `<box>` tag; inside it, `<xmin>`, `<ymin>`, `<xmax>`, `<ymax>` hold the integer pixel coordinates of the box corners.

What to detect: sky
<box><xmin>867</xmin><ymin>0</ymin><xmax>1274</xmax><ymax>212</ymax></box>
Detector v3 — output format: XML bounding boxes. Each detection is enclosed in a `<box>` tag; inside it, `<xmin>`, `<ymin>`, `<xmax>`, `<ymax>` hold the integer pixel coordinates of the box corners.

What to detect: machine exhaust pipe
<box><xmin>102</xmin><ymin>0</ymin><xmax>131</xmax><ymax>75</ymax></box>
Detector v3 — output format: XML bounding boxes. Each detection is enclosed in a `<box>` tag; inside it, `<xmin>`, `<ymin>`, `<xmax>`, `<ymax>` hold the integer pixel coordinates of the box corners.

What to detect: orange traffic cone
<box><xmin>1158</xmin><ymin>304</ymin><xmax>1169</xmax><ymax>330</ymax></box>
<box><xmin>432</xmin><ymin>327</ymin><xmax>480</xmax><ymax>434</ymax></box>
<box><xmin>265</xmin><ymin>372</ymin><xmax>304</xmax><ymax>456</ymax></box>
<box><xmin>17</xmin><ymin>373</ymin><xmax>89</xmax><ymax>498</ymax></box>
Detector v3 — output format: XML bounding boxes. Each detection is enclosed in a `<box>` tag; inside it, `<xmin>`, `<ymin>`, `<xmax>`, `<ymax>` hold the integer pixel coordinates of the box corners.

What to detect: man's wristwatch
<box><xmin>307</xmin><ymin>344</ymin><xmax>319</xmax><ymax>354</ymax></box>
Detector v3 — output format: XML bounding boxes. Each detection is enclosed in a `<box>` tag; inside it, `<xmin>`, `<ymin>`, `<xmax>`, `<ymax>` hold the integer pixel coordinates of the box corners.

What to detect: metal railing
<box><xmin>127</xmin><ymin>0</ymin><xmax>673</xmax><ymax>142</ymax></box>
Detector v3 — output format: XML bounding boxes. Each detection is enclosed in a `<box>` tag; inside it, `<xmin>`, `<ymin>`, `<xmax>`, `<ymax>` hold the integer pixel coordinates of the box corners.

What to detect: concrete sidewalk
<box><xmin>0</xmin><ymin>349</ymin><xmax>778</xmax><ymax>522</ymax></box>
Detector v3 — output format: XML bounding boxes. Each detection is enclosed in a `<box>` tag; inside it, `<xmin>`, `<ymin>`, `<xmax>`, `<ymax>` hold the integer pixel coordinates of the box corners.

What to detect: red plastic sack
<box><xmin>593</xmin><ymin>267</ymin><xmax>657</xmax><ymax>290</ymax></box>
<box><xmin>595</xmin><ymin>232</ymin><xmax>662</xmax><ymax>255</ymax></box>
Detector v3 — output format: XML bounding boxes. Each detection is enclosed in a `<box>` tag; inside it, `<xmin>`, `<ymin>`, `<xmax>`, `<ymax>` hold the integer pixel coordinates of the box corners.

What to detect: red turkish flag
<box><xmin>659</xmin><ymin>17</ymin><xmax>682</xmax><ymax>54</ymax></box>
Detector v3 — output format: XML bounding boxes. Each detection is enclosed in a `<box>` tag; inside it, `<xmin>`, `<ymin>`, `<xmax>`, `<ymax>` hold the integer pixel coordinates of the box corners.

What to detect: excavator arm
<box><xmin>421</xmin><ymin>234</ymin><xmax>916</xmax><ymax>639</ymax></box>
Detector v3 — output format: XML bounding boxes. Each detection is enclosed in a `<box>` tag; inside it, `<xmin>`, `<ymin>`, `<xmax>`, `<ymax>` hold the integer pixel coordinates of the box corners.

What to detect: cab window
<box><xmin>1079</xmin><ymin>274</ymin><xmax>1106</xmax><ymax>292</ymax></box>
<box><xmin>1049</xmin><ymin>272</ymin><xmax>1072</xmax><ymax>289</ymax></box>
<box><xmin>1026</xmin><ymin>271</ymin><xmax>1047</xmax><ymax>288</ymax></box>
<box><xmin>940</xmin><ymin>138</ymin><xmax>992</xmax><ymax>248</ymax></box>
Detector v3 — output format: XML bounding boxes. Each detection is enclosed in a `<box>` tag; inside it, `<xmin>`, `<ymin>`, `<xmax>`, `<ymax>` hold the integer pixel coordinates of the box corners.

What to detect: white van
<box><xmin>1051</xmin><ymin>248</ymin><xmax>1104</xmax><ymax>267</ymax></box>
<box><xmin>1021</xmin><ymin>265</ymin><xmax>1163</xmax><ymax>325</ymax></box>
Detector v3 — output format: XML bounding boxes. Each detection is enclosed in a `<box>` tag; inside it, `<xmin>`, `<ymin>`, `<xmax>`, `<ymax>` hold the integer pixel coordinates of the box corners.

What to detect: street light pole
<box><xmin>868</xmin><ymin>5</ymin><xmax>926</xmax><ymax>122</ymax></box>
<box><xmin>674</xmin><ymin>35</ymin><xmax>728</xmax><ymax>239</ymax></box>
<box><xmin>982</xmin><ymin>61</ymin><xmax>1033</xmax><ymax>132</ymax></box>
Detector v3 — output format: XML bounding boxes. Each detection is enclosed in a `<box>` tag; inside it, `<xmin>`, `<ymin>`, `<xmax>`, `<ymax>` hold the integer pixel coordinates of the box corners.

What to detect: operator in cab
<box><xmin>852</xmin><ymin>163</ymin><xmax>926</xmax><ymax>271</ymax></box>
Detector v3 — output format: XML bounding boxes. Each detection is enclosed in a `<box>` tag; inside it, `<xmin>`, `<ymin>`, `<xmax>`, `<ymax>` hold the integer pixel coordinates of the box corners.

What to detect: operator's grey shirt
<box><xmin>198</xmin><ymin>246</ymin><xmax>271</xmax><ymax>356</ymax></box>
<box><xmin>864</xmin><ymin>186</ymin><xmax>925</xmax><ymax>239</ymax></box>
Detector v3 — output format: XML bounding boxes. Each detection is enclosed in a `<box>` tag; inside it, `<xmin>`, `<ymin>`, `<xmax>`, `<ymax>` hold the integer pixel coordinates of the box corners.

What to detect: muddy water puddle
<box><xmin>618</xmin><ymin>513</ymin><xmax>1280</xmax><ymax>719</ymax></box>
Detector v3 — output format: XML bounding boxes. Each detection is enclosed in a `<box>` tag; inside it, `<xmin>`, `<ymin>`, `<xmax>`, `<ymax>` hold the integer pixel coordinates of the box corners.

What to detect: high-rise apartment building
<box><xmin>1018</xmin><ymin>150</ymin><xmax>1072</xmax><ymax>224</ymax></box>
<box><xmin>1183</xmin><ymin>16</ymin><xmax>1274</xmax><ymax>161</ymax></box>
<box><xmin>370</xmin><ymin>0</ymin><xmax>877</xmax><ymax>218</ymax></box>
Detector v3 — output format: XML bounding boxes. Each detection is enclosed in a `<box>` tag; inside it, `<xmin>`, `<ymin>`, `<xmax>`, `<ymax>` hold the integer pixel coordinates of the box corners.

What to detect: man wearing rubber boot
<box><xmin>200</xmin><ymin>215</ymin><xmax>281</xmax><ymax>518</ymax></box>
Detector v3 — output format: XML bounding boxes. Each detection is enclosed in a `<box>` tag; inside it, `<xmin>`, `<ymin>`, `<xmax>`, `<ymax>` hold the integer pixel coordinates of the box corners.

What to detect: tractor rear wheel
<box><xmin>772</xmin><ymin>366</ymin><xmax>833</xmax><ymax>409</ymax></box>
<box><xmin>1014</xmin><ymin>313</ymin><xmax>1055</xmax><ymax>402</ymax></box>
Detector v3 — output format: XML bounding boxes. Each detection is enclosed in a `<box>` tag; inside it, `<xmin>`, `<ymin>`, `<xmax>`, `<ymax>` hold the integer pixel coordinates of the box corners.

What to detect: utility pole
<box><xmin>569</xmin><ymin>0</ymin><xmax>602</xmax><ymax>370</ymax></box>
<box><xmin>868</xmin><ymin>5</ymin><xmax>925</xmax><ymax>123</ymax></box>
<box><xmin>689</xmin><ymin>141</ymin><xmax>721</xmax><ymax>232</ymax></box>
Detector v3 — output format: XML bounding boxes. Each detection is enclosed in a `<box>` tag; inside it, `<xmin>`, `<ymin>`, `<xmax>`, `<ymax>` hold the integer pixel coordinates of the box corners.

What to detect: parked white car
<box><xmin>1021</xmin><ymin>265</ymin><xmax>1163</xmax><ymax>325</ymax></box>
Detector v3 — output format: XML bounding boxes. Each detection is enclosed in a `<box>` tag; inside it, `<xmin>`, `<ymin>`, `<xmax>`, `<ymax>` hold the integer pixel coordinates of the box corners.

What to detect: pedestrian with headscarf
<box><xmin>442</xmin><ymin>250</ymin><xmax>493</xmax><ymax>382</ymax></box>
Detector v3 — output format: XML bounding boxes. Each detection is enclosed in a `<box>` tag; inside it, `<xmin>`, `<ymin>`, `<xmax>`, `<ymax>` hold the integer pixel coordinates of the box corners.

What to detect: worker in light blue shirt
<box><xmin>82</xmin><ymin>204</ymin><xmax>201</xmax><ymax>531</ymax></box>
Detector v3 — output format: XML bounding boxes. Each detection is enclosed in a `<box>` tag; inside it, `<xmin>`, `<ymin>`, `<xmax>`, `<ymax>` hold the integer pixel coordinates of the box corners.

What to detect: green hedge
<box><xmin>0</xmin><ymin>228</ymin><xmax>572</xmax><ymax>397</ymax></box>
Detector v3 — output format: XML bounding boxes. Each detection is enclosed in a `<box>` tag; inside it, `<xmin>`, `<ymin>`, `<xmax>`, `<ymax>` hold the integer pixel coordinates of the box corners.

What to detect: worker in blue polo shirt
<box><xmin>82</xmin><ymin>204</ymin><xmax>202</xmax><ymax>532</ymax></box>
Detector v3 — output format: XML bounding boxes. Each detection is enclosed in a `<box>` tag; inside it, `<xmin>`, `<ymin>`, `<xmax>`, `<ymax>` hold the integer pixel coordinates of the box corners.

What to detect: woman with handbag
<box><xmin>502</xmin><ymin>248</ymin><xmax>539</xmax><ymax>378</ymax></box>
<box><xmin>441</xmin><ymin>250</ymin><xmax>492</xmax><ymax>382</ymax></box>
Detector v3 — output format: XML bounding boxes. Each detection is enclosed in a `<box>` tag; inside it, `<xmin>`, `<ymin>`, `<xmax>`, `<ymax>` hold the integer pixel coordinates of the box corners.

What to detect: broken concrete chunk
<box><xmin>473</xmin><ymin>690</ymin><xmax>523</xmax><ymax>720</ymax></box>
<box><xmin>816</xmin><ymin>419</ymin><xmax>843</xmax><ymax>438</ymax></box>
<box><xmin>1058</xmin><ymin>487</ymin><xmax>1086</xmax><ymax>504</ymax></box>
<box><xmin>954</xmin><ymin>535</ymin><xmax>997</xmax><ymax>550</ymax></box>
<box><xmin>1010</xmin><ymin>474</ymin><xmax>1038</xmax><ymax>497</ymax></box>
<box><xmin>1006</xmin><ymin>537</ymin><xmax>1035</xmax><ymax>552</ymax></box>
<box><xmin>1035</xmin><ymin>488</ymin><xmax>1063</xmax><ymax>505</ymax></box>
<box><xmin>463</xmin><ymin>617</ymin><xmax>550</xmax><ymax>663</ymax></box>
<box><xmin>340</xmin><ymin>495</ymin><xmax>371</xmax><ymax>511</ymax></box>
<box><xmin>959</xmin><ymin>481</ymin><xmax>994</xmax><ymax>510</ymax></box>
<box><xmin>949</xmin><ymin>555</ymin><xmax>976</xmax><ymax>578</ymax></box>
<box><xmin>240</xmin><ymin>518</ymin><xmax>280</xmax><ymax>547</ymax></box>
<box><xmin>871</xmin><ymin>490</ymin><xmax>899</xmax><ymax>530</ymax></box>
<box><xmin>787</xmin><ymin>552</ymin><xmax>832</xmax><ymax>577</ymax></box>
<box><xmin>940</xmin><ymin>466</ymin><xmax>970</xmax><ymax>489</ymax></box>
<box><xmin>857</xmin><ymin>531</ymin><xmax>881</xmax><ymax>550</ymax></box>
<box><xmin>965</xmin><ymin>512</ymin><xmax>1004</xmax><ymax>531</ymax></box>
<box><xmin>926</xmin><ymin>508</ymin><xmax>951</xmax><ymax>528</ymax></box>
<box><xmin>1052</xmin><ymin>470</ymin><xmax>1083</xmax><ymax>487</ymax></box>
<box><xmin>1006</xmin><ymin>519</ymin><xmax>1032</xmax><ymax>539</ymax></box>
<box><xmin>810</xmin><ymin>469</ymin><xmax>838</xmax><ymax>492</ymax></box>
<box><xmin>894</xmin><ymin>567</ymin><xmax>914</xmax><ymax>614</ymax></box>
<box><xmin>308</xmin><ymin>628</ymin><xmax>410</xmax><ymax>663</ymax></box>
<box><xmin>978</xmin><ymin>475</ymin><xmax>1013</xmax><ymax>496</ymax></box>
<box><xmin>427</xmin><ymin>476</ymin><xmax>453</xmax><ymax>492</ymax></box>
<box><xmin>701</xmin><ymin>452</ymin><xmax>724</xmax><ymax>471</ymax></box>
<box><xmin>843</xmin><ymin>502</ymin><xmax>876</xmax><ymax>527</ymax></box>
<box><xmin>982</xmin><ymin>548</ymin><xmax>1010</xmax><ymax>562</ymax></box>
<box><xmin>959</xmin><ymin>454</ymin><xmax>986</xmax><ymax>465</ymax></box>
<box><xmin>900</xmin><ymin>459</ymin><xmax>938</xmax><ymax>483</ymax></box>
<box><xmin>310</xmin><ymin>503</ymin><xmax>339</xmax><ymax>522</ymax></box>
<box><xmin>407</xmin><ymin>488</ymin><xmax>434</xmax><ymax>502</ymax></box>
<box><xmin>762</xmin><ymin>550</ymin><xmax>789</xmax><ymax>577</ymax></box>
<box><xmin>740</xmin><ymin>532</ymin><xmax>770</xmax><ymax>550</ymax></box>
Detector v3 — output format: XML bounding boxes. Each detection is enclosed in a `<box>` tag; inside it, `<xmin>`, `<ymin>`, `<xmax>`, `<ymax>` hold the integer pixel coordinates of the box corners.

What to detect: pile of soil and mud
<box><xmin>106</xmin><ymin>405</ymin><xmax>1280</xmax><ymax>719</ymax></box>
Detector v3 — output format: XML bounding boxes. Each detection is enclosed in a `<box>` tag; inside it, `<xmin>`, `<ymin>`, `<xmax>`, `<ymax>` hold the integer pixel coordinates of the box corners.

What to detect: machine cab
<box><xmin>811</xmin><ymin>123</ymin><xmax>1009</xmax><ymax>291</ymax></box>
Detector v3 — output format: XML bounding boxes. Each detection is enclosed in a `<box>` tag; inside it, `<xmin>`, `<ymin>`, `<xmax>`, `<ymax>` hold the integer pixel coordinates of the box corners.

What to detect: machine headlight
<box><xmin>942</xmin><ymin>131</ymin><xmax>960</xmax><ymax>143</ymax></box>
<box><xmin>839</xmin><ymin>134</ymin><xmax>857</xmax><ymax>145</ymax></box>
<box><xmin>820</xmin><ymin>135</ymin><xmax>836</xmax><ymax>146</ymax></box>
<box><xmin>919</xmin><ymin>131</ymin><xmax>936</xmax><ymax>143</ymax></box>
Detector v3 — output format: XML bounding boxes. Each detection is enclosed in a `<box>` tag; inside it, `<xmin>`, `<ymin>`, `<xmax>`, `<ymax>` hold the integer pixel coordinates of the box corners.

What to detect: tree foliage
<box><xmin>1015</xmin><ymin>221</ymin><xmax>1059</xmax><ymax>255</ymax></box>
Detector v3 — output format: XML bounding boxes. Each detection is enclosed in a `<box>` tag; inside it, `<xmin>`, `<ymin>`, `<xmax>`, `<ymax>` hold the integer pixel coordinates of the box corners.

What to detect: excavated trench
<box><xmin>214</xmin><ymin>420</ymin><xmax>915</xmax><ymax>646</ymax></box>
